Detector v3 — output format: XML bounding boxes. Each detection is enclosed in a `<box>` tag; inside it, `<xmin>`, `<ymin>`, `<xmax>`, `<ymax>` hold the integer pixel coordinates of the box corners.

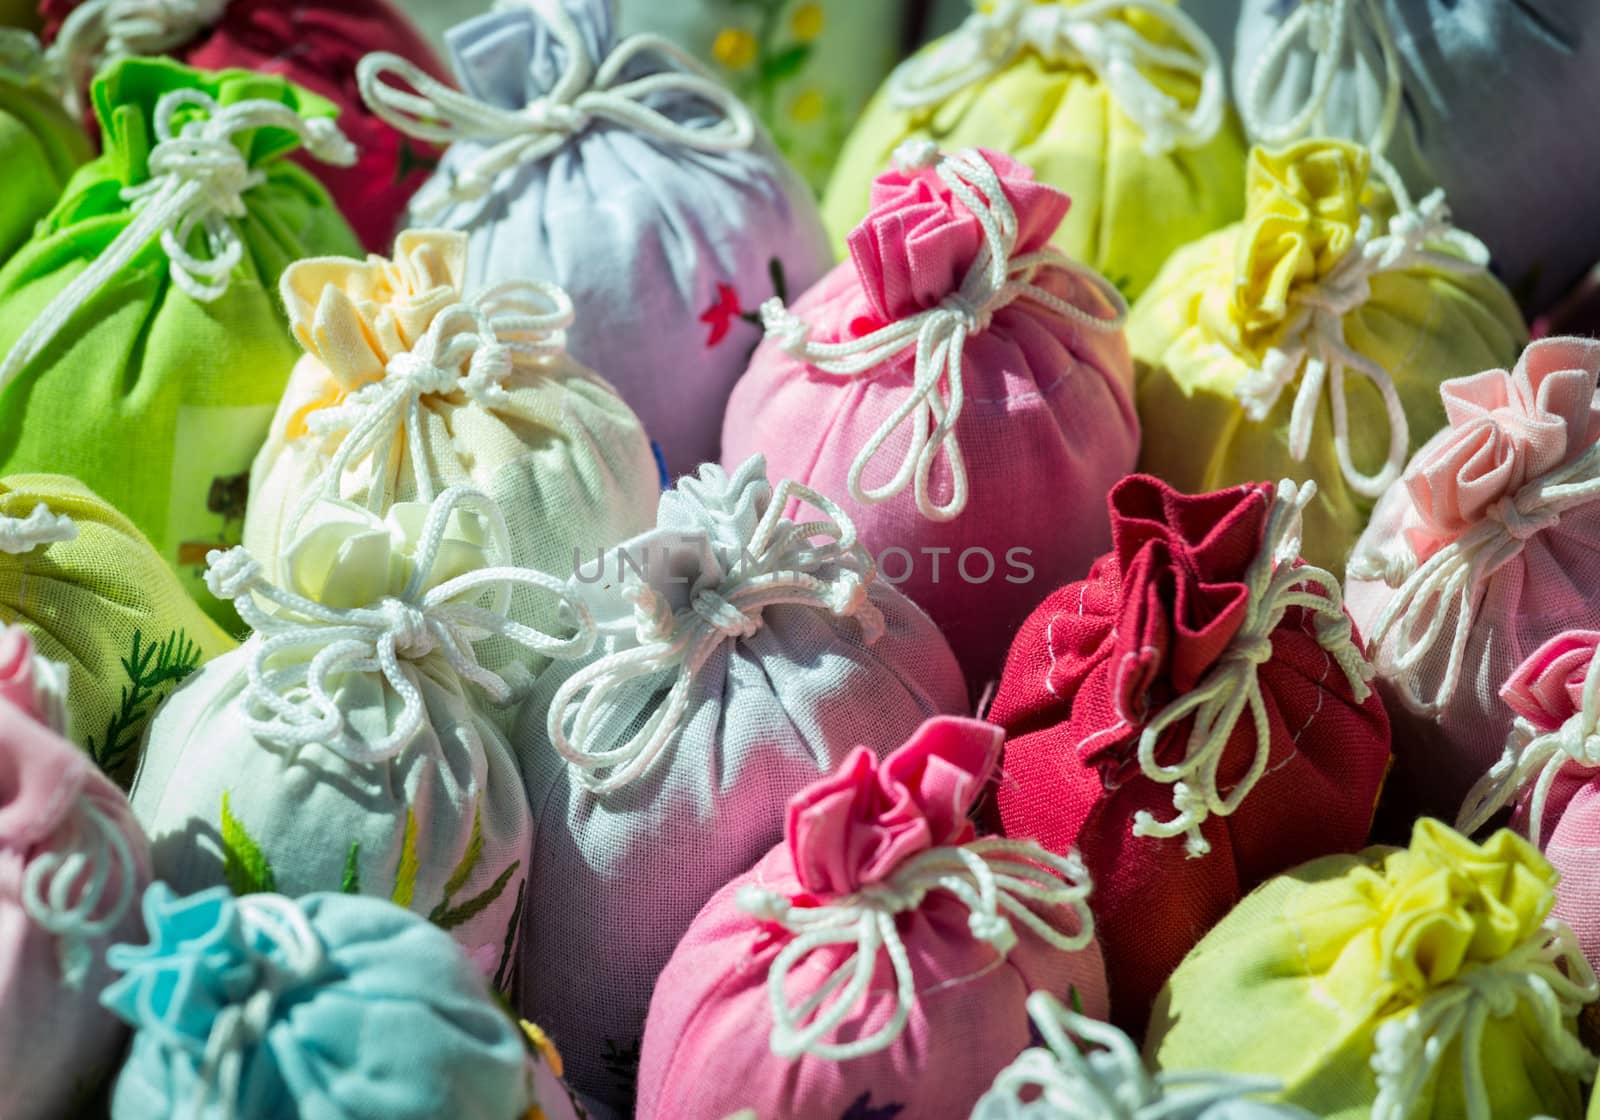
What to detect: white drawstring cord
<box><xmin>762</xmin><ymin>144</ymin><xmax>1126</xmax><ymax>523</ymax></box>
<box><xmin>737</xmin><ymin>839</ymin><xmax>1095</xmax><ymax>1062</ymax></box>
<box><xmin>357</xmin><ymin>0</ymin><xmax>755</xmax><ymax>217</ymax></box>
<box><xmin>0</xmin><ymin>504</ymin><xmax>76</xmax><ymax>554</ymax></box>
<box><xmin>887</xmin><ymin>0</ymin><xmax>1225</xmax><ymax>156</ymax></box>
<box><xmin>21</xmin><ymin>795</ymin><xmax>140</xmax><ymax>989</ymax></box>
<box><xmin>50</xmin><ymin>0</ymin><xmax>230</xmax><ymax>117</ymax></box>
<box><xmin>0</xmin><ymin>87</ymin><xmax>356</xmax><ymax>395</ymax></box>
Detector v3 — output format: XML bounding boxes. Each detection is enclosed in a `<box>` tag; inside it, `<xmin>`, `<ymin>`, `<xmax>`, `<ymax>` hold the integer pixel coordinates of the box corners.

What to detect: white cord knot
<box><xmin>376</xmin><ymin>597</ymin><xmax>436</xmax><ymax>661</ymax></box>
<box><xmin>892</xmin><ymin>137</ymin><xmax>941</xmax><ymax>172</ymax></box>
<box><xmin>21</xmin><ymin>796</ymin><xmax>139</xmax><ymax>990</ymax></box>
<box><xmin>523</xmin><ymin>98</ymin><xmax>590</xmax><ymax>135</ymax></box>
<box><xmin>203</xmin><ymin>546</ymin><xmax>261</xmax><ymax>601</ymax></box>
<box><xmin>1346</xmin><ymin>536</ymin><xmax>1418</xmax><ymax>588</ymax></box>
<box><xmin>690</xmin><ymin>587</ymin><xmax>762</xmax><ymax>642</ymax></box>
<box><xmin>44</xmin><ymin>0</ymin><xmax>230</xmax><ymax>116</ymax></box>
<box><xmin>1488</xmin><ymin>494</ymin><xmax>1561</xmax><ymax>543</ymax></box>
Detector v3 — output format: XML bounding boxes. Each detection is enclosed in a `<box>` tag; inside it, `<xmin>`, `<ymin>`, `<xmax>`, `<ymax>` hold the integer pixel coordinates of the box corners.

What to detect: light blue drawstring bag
<box><xmin>101</xmin><ymin>884</ymin><xmax>535</xmax><ymax>1120</ymax></box>
<box><xmin>1233</xmin><ymin>0</ymin><xmax>1600</xmax><ymax>313</ymax></box>
<box><xmin>357</xmin><ymin>0</ymin><xmax>832</xmax><ymax>477</ymax></box>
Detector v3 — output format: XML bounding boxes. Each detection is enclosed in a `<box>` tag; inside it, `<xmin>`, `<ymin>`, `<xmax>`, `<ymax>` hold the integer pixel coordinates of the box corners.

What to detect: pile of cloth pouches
<box><xmin>4</xmin><ymin>0</ymin><xmax>1600</xmax><ymax>1116</ymax></box>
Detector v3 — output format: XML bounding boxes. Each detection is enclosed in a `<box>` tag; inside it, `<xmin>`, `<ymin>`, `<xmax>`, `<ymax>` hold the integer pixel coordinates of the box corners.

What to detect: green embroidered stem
<box><xmin>86</xmin><ymin>628</ymin><xmax>202</xmax><ymax>775</ymax></box>
<box><xmin>219</xmin><ymin>792</ymin><xmax>276</xmax><ymax>896</ymax></box>
<box><xmin>341</xmin><ymin>842</ymin><xmax>362</xmax><ymax>894</ymax></box>
<box><xmin>493</xmin><ymin>878</ymin><xmax>526</xmax><ymax>994</ymax></box>
<box><xmin>392</xmin><ymin>807</ymin><xmax>419</xmax><ymax>909</ymax></box>
<box><xmin>431</xmin><ymin>860</ymin><xmax>519</xmax><ymax>931</ymax></box>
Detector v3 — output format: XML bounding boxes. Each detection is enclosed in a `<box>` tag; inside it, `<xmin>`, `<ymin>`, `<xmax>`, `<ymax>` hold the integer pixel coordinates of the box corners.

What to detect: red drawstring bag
<box><xmin>40</xmin><ymin>0</ymin><xmax>448</xmax><ymax>250</ymax></box>
<box><xmin>989</xmin><ymin>474</ymin><xmax>1391</xmax><ymax>1032</ymax></box>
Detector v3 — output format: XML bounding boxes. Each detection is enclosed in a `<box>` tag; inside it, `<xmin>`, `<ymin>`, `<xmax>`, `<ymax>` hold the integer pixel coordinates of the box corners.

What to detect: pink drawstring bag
<box><xmin>1346</xmin><ymin>336</ymin><xmax>1600</xmax><ymax>818</ymax></box>
<box><xmin>0</xmin><ymin>626</ymin><xmax>151</xmax><ymax>1120</ymax></box>
<box><xmin>637</xmin><ymin>716</ymin><xmax>1107</xmax><ymax>1120</ymax></box>
<box><xmin>722</xmin><ymin>145</ymin><xmax>1138</xmax><ymax>689</ymax></box>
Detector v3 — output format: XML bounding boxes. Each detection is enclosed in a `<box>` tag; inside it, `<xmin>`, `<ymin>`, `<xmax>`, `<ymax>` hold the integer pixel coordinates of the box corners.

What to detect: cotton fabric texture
<box><xmin>990</xmin><ymin>474</ymin><xmax>1390</xmax><ymax>1033</ymax></box>
<box><xmin>1</xmin><ymin>638</ymin><xmax>152</xmax><ymax>1120</ymax></box>
<box><xmin>0</xmin><ymin>475</ymin><xmax>234</xmax><ymax>786</ymax></box>
<box><xmin>511</xmin><ymin>456</ymin><xmax>969</xmax><ymax>1118</ymax></box>
<box><xmin>0</xmin><ymin>66</ymin><xmax>90</xmax><ymax>266</ymax></box>
<box><xmin>39</xmin><ymin>0</ymin><xmax>449</xmax><ymax>251</ymax></box>
<box><xmin>0</xmin><ymin>59</ymin><xmax>361</xmax><ymax>624</ymax></box>
<box><xmin>359</xmin><ymin>0</ymin><xmax>832</xmax><ymax>476</ymax></box>
<box><xmin>823</xmin><ymin>0</ymin><xmax>1247</xmax><ymax>302</ymax></box>
<box><xmin>1147</xmin><ymin>820</ymin><xmax>1599</xmax><ymax>1120</ymax></box>
<box><xmin>1132</xmin><ymin>139</ymin><xmax>1527</xmax><ymax>571</ymax></box>
<box><xmin>1346</xmin><ymin>337</ymin><xmax>1600</xmax><ymax>819</ymax></box>
<box><xmin>725</xmin><ymin>146</ymin><xmax>1137</xmax><ymax>688</ymax></box>
<box><xmin>104</xmin><ymin>884</ymin><xmax>535</xmax><ymax>1120</ymax></box>
<box><xmin>245</xmin><ymin>227</ymin><xmax>659</xmax><ymax>661</ymax></box>
<box><xmin>638</xmin><ymin>717</ymin><xmax>1107</xmax><ymax>1120</ymax></box>
<box><xmin>1234</xmin><ymin>0</ymin><xmax>1600</xmax><ymax>314</ymax></box>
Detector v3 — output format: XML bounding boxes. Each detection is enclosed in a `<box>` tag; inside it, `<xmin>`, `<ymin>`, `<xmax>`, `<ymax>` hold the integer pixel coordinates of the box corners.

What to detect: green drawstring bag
<box><xmin>0</xmin><ymin>60</ymin><xmax>90</xmax><ymax>265</ymax></box>
<box><xmin>821</xmin><ymin>0</ymin><xmax>1247</xmax><ymax>300</ymax></box>
<box><xmin>0</xmin><ymin>2</ymin><xmax>40</xmax><ymax>30</ymax></box>
<box><xmin>0</xmin><ymin>57</ymin><xmax>361</xmax><ymax>625</ymax></box>
<box><xmin>0</xmin><ymin>474</ymin><xmax>235</xmax><ymax>786</ymax></box>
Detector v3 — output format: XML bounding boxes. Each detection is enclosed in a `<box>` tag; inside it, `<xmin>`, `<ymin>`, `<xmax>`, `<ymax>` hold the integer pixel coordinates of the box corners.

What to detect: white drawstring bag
<box><xmin>132</xmin><ymin>487</ymin><xmax>593</xmax><ymax>984</ymax></box>
<box><xmin>509</xmin><ymin>455</ymin><xmax>969</xmax><ymax>1117</ymax></box>
<box><xmin>357</xmin><ymin>0</ymin><xmax>832</xmax><ymax>476</ymax></box>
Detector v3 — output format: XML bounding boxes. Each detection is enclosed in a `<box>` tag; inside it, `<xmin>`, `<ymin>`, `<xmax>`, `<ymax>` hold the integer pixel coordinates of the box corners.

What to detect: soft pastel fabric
<box><xmin>991</xmin><ymin>474</ymin><xmax>1390</xmax><ymax>1033</ymax></box>
<box><xmin>1132</xmin><ymin>138</ymin><xmax>1527</xmax><ymax>571</ymax></box>
<box><xmin>725</xmin><ymin>146</ymin><xmax>1137</xmax><ymax>688</ymax></box>
<box><xmin>1147</xmin><ymin>820</ymin><xmax>1599</xmax><ymax>1120</ymax></box>
<box><xmin>0</xmin><ymin>475</ymin><xmax>234</xmax><ymax>786</ymax></box>
<box><xmin>0</xmin><ymin>59</ymin><xmax>361</xmax><ymax>624</ymax></box>
<box><xmin>358</xmin><ymin>0</ymin><xmax>832</xmax><ymax>476</ymax></box>
<box><xmin>245</xmin><ymin>228</ymin><xmax>659</xmax><ymax>664</ymax></box>
<box><xmin>131</xmin><ymin>488</ymin><xmax>587</xmax><ymax>981</ymax></box>
<box><xmin>1</xmin><ymin>640</ymin><xmax>152</xmax><ymax>1120</ymax></box>
<box><xmin>1234</xmin><ymin>0</ymin><xmax>1600</xmax><ymax>313</ymax></box>
<box><xmin>638</xmin><ymin>717</ymin><xmax>1107</xmax><ymax>1120</ymax></box>
<box><xmin>824</xmin><ymin>0</ymin><xmax>1247</xmax><ymax>302</ymax></box>
<box><xmin>1346</xmin><ymin>336</ymin><xmax>1600</xmax><ymax>819</ymax></box>
<box><xmin>103</xmin><ymin>884</ymin><xmax>534</xmax><ymax>1120</ymax></box>
<box><xmin>39</xmin><ymin>0</ymin><xmax>449</xmax><ymax>251</ymax></box>
<box><xmin>512</xmin><ymin>456</ymin><xmax>969</xmax><ymax>1117</ymax></box>
<box><xmin>0</xmin><ymin>65</ymin><xmax>90</xmax><ymax>265</ymax></box>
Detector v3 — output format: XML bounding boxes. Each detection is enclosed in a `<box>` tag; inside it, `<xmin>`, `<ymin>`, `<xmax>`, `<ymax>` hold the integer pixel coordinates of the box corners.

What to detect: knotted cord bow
<box><xmin>887</xmin><ymin>0</ymin><xmax>1225</xmax><ymax>155</ymax></box>
<box><xmin>357</xmin><ymin>0</ymin><xmax>755</xmax><ymax>216</ymax></box>
<box><xmin>737</xmin><ymin>839</ymin><xmax>1095</xmax><ymax>1062</ymax></box>
<box><xmin>546</xmin><ymin>477</ymin><xmax>884</xmax><ymax>795</ymax></box>
<box><xmin>0</xmin><ymin>504</ymin><xmax>76</xmax><ymax>554</ymax></box>
<box><xmin>205</xmin><ymin>486</ymin><xmax>596</xmax><ymax>764</ymax></box>
<box><xmin>1130</xmin><ymin>479</ymin><xmax>1374</xmax><ymax>858</ymax></box>
<box><xmin>1369</xmin><ymin>918</ymin><xmax>1597</xmax><ymax>1120</ymax></box>
<box><xmin>0</xmin><ymin>87</ymin><xmax>356</xmax><ymax>394</ymax></box>
<box><xmin>761</xmin><ymin>144</ymin><xmax>1127</xmax><ymax>523</ymax></box>
<box><xmin>50</xmin><ymin>0</ymin><xmax>230</xmax><ymax>116</ymax></box>
<box><xmin>1234</xmin><ymin>187</ymin><xmax>1490</xmax><ymax>499</ymax></box>
<box><xmin>1348</xmin><ymin>440</ymin><xmax>1600</xmax><ymax>718</ymax></box>
<box><xmin>21</xmin><ymin>794</ymin><xmax>140</xmax><ymax>989</ymax></box>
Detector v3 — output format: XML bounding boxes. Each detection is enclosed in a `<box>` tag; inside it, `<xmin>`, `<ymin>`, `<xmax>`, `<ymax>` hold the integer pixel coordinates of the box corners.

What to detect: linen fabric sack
<box><xmin>103</xmin><ymin>884</ymin><xmax>536</xmax><ymax>1120</ymax></box>
<box><xmin>245</xmin><ymin>226</ymin><xmax>659</xmax><ymax>668</ymax></box>
<box><xmin>1233</xmin><ymin>0</ymin><xmax>1600</xmax><ymax>313</ymax></box>
<box><xmin>725</xmin><ymin>145</ymin><xmax>1137</xmax><ymax>688</ymax></box>
<box><xmin>357</xmin><ymin>0</ymin><xmax>832</xmax><ymax>476</ymax></box>
<box><xmin>990</xmin><ymin>473</ymin><xmax>1390</xmax><ymax>1033</ymax></box>
<box><xmin>637</xmin><ymin>717</ymin><xmax>1107</xmax><ymax>1120</ymax></box>
<box><xmin>511</xmin><ymin>455</ymin><xmax>969</xmax><ymax>1117</ymax></box>
<box><xmin>1346</xmin><ymin>336</ymin><xmax>1600</xmax><ymax>819</ymax></box>
<box><xmin>1132</xmin><ymin>138</ymin><xmax>1527</xmax><ymax>572</ymax></box>
<box><xmin>37</xmin><ymin>0</ymin><xmax>449</xmax><ymax>251</ymax></box>
<box><xmin>132</xmin><ymin>488</ymin><xmax>592</xmax><ymax>981</ymax></box>
<box><xmin>0</xmin><ymin>475</ymin><xmax>234</xmax><ymax>786</ymax></box>
<box><xmin>823</xmin><ymin>0</ymin><xmax>1247</xmax><ymax>302</ymax></box>
<box><xmin>0</xmin><ymin>58</ymin><xmax>361</xmax><ymax>624</ymax></box>
<box><xmin>1147</xmin><ymin>820</ymin><xmax>1599</xmax><ymax>1120</ymax></box>
<box><xmin>0</xmin><ymin>62</ymin><xmax>90</xmax><ymax>265</ymax></box>
<box><xmin>0</xmin><ymin>630</ymin><xmax>152</xmax><ymax>1120</ymax></box>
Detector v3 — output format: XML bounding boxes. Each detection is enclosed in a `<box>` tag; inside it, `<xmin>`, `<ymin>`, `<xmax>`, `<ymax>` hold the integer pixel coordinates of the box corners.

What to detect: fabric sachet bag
<box><xmin>0</xmin><ymin>59</ymin><xmax>90</xmax><ymax>265</ymax></box>
<box><xmin>990</xmin><ymin>473</ymin><xmax>1390</xmax><ymax>1032</ymax></box>
<box><xmin>511</xmin><ymin>455</ymin><xmax>969</xmax><ymax>1117</ymax></box>
<box><xmin>132</xmin><ymin>487</ymin><xmax>593</xmax><ymax>980</ymax></box>
<box><xmin>823</xmin><ymin>0</ymin><xmax>1247</xmax><ymax>301</ymax></box>
<box><xmin>1234</xmin><ymin>0</ymin><xmax>1600</xmax><ymax>313</ymax></box>
<box><xmin>637</xmin><ymin>717</ymin><xmax>1107</xmax><ymax>1120</ymax></box>
<box><xmin>103</xmin><ymin>884</ymin><xmax>536</xmax><ymax>1120</ymax></box>
<box><xmin>1147</xmin><ymin>819</ymin><xmax>1600</xmax><ymax>1120</ymax></box>
<box><xmin>357</xmin><ymin>0</ymin><xmax>832</xmax><ymax>476</ymax></box>
<box><xmin>971</xmin><ymin>991</ymin><xmax>1315</xmax><ymax>1119</ymax></box>
<box><xmin>0</xmin><ymin>475</ymin><xmax>234</xmax><ymax>785</ymax></box>
<box><xmin>0</xmin><ymin>58</ymin><xmax>361</xmax><ymax>623</ymax></box>
<box><xmin>1132</xmin><ymin>138</ymin><xmax>1527</xmax><ymax>571</ymax></box>
<box><xmin>37</xmin><ymin>0</ymin><xmax>449</xmax><ymax>251</ymax></box>
<box><xmin>726</xmin><ymin>144</ymin><xmax>1137</xmax><ymax>688</ymax></box>
<box><xmin>245</xmin><ymin>226</ymin><xmax>659</xmax><ymax>658</ymax></box>
<box><xmin>1346</xmin><ymin>336</ymin><xmax>1600</xmax><ymax>818</ymax></box>
<box><xmin>1</xmin><ymin>628</ymin><xmax>152</xmax><ymax>1120</ymax></box>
